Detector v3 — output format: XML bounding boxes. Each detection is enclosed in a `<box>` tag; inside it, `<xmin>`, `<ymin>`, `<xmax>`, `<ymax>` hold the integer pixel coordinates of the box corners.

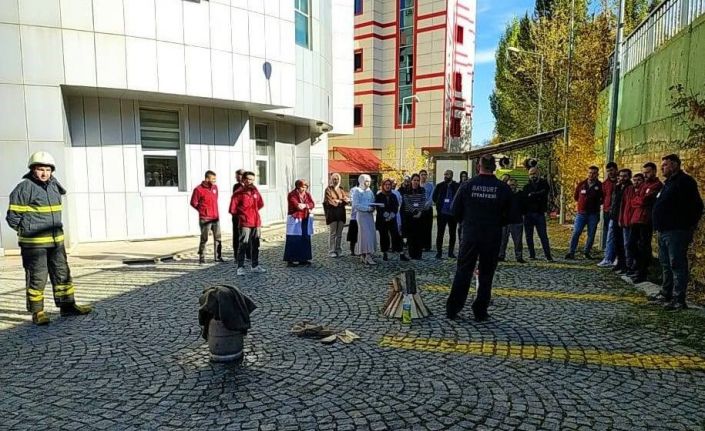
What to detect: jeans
<box><xmin>523</xmin><ymin>212</ymin><xmax>552</xmax><ymax>259</ymax></box>
<box><xmin>436</xmin><ymin>213</ymin><xmax>458</xmax><ymax>256</ymax></box>
<box><xmin>601</xmin><ymin>211</ymin><xmax>610</xmax><ymax>250</ymax></box>
<box><xmin>198</xmin><ymin>220</ymin><xmax>222</xmax><ymax>259</ymax></box>
<box><xmin>237</xmin><ymin>227</ymin><xmax>261</xmax><ymax>268</ymax></box>
<box><xmin>623</xmin><ymin>227</ymin><xmax>633</xmax><ymax>269</ymax></box>
<box><xmin>499</xmin><ymin>223</ymin><xmax>524</xmax><ymax>259</ymax></box>
<box><xmin>603</xmin><ymin>218</ymin><xmax>617</xmax><ymax>263</ymax></box>
<box><xmin>612</xmin><ymin>222</ymin><xmax>625</xmax><ymax>268</ymax></box>
<box><xmin>446</xmin><ymin>225</ymin><xmax>502</xmax><ymax>317</ymax></box>
<box><xmin>568</xmin><ymin>213</ymin><xmax>600</xmax><ymax>255</ymax></box>
<box><xmin>658</xmin><ymin>230</ymin><xmax>693</xmax><ymax>303</ymax></box>
<box><xmin>328</xmin><ymin>221</ymin><xmax>345</xmax><ymax>254</ymax></box>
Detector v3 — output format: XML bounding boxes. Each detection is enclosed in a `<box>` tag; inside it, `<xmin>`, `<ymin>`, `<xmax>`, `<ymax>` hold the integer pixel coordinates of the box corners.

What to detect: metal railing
<box><xmin>621</xmin><ymin>0</ymin><xmax>705</xmax><ymax>75</ymax></box>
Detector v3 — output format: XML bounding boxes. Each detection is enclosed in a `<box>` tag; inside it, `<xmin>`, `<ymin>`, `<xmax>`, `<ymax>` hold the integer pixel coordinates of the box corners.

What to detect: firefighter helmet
<box><xmin>28</xmin><ymin>151</ymin><xmax>56</xmax><ymax>170</ymax></box>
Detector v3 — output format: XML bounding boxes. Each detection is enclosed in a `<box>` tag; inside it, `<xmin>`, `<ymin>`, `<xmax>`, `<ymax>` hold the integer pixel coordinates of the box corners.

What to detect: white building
<box><xmin>0</xmin><ymin>0</ymin><xmax>353</xmax><ymax>253</ymax></box>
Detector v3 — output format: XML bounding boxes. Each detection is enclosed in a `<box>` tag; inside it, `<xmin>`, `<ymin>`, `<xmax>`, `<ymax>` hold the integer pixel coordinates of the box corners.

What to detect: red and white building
<box><xmin>330</xmin><ymin>0</ymin><xmax>476</xmax><ymax>185</ymax></box>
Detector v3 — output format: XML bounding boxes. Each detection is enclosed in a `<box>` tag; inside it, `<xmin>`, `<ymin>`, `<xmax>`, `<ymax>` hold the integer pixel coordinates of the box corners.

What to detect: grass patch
<box><xmin>615</xmin><ymin>304</ymin><xmax>705</xmax><ymax>353</ymax></box>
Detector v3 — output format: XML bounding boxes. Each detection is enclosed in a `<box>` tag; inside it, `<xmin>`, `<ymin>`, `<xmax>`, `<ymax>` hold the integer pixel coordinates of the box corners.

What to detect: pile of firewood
<box><xmin>382</xmin><ymin>269</ymin><xmax>431</xmax><ymax>319</ymax></box>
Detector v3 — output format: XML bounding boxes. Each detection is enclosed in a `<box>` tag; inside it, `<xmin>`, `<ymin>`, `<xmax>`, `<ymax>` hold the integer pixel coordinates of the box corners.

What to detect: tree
<box><xmin>535</xmin><ymin>0</ymin><xmax>556</xmax><ymax>18</ymax></box>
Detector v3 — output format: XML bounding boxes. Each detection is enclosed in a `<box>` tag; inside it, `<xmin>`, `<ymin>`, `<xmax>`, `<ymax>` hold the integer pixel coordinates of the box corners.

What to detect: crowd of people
<box><xmin>7</xmin><ymin>149</ymin><xmax>702</xmax><ymax>326</ymax></box>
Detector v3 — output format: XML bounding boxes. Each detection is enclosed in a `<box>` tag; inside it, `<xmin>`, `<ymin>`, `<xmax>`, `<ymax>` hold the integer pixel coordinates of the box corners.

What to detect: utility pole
<box><xmin>606</xmin><ymin>0</ymin><xmax>626</xmax><ymax>164</ymax></box>
<box><xmin>559</xmin><ymin>0</ymin><xmax>576</xmax><ymax>225</ymax></box>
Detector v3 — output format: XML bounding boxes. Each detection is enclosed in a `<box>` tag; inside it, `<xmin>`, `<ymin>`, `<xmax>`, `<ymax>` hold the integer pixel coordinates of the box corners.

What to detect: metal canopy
<box><xmin>463</xmin><ymin>128</ymin><xmax>565</xmax><ymax>160</ymax></box>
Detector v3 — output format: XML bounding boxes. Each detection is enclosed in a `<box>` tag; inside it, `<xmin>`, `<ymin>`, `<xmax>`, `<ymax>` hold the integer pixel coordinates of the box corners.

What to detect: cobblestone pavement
<box><xmin>1</xmin><ymin>231</ymin><xmax>705</xmax><ymax>430</ymax></box>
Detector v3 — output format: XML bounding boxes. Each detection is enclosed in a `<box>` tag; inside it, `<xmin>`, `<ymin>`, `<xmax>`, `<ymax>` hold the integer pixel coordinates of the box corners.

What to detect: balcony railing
<box><xmin>622</xmin><ymin>0</ymin><xmax>705</xmax><ymax>75</ymax></box>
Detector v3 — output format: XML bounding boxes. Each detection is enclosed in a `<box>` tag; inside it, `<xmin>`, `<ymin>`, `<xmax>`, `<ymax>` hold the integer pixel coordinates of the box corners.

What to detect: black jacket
<box><xmin>652</xmin><ymin>171</ymin><xmax>704</xmax><ymax>232</ymax></box>
<box><xmin>452</xmin><ymin>174</ymin><xmax>512</xmax><ymax>229</ymax></box>
<box><xmin>522</xmin><ymin>178</ymin><xmax>550</xmax><ymax>213</ymax></box>
<box><xmin>432</xmin><ymin>180</ymin><xmax>460</xmax><ymax>214</ymax></box>
<box><xmin>198</xmin><ymin>285</ymin><xmax>257</xmax><ymax>339</ymax></box>
<box><xmin>374</xmin><ymin>191</ymin><xmax>399</xmax><ymax>228</ymax></box>
<box><xmin>507</xmin><ymin>190</ymin><xmax>525</xmax><ymax>224</ymax></box>
<box><xmin>609</xmin><ymin>181</ymin><xmax>632</xmax><ymax>221</ymax></box>
<box><xmin>6</xmin><ymin>173</ymin><xmax>66</xmax><ymax>248</ymax></box>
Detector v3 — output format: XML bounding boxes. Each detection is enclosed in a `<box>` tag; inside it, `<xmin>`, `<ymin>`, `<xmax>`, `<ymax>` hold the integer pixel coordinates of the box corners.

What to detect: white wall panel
<box><xmin>211</xmin><ymin>50</ymin><xmax>233</xmax><ymax>100</ymax></box>
<box><xmin>155</xmin><ymin>0</ymin><xmax>183</xmax><ymax>44</ymax></box>
<box><xmin>0</xmin><ymin>0</ymin><xmax>19</xmax><ymax>23</ymax></box>
<box><xmin>213</xmin><ymin>108</ymin><xmax>229</xmax><ymax>145</ymax></box>
<box><xmin>123</xmin><ymin>0</ymin><xmax>155</xmax><ymax>39</ymax></box>
<box><xmin>166</xmin><ymin>195</ymin><xmax>189</xmax><ymax>235</ymax></box>
<box><xmin>124</xmin><ymin>192</ymin><xmax>144</xmax><ymax>237</ymax></box>
<box><xmin>183</xmin><ymin>0</ymin><xmax>209</xmax><ymax>48</ymax></box>
<box><xmin>199</xmin><ymin>106</ymin><xmax>215</xmax><ymax>146</ymax></box>
<box><xmin>88</xmin><ymin>192</ymin><xmax>107</xmax><ymax>240</ymax></box>
<box><xmin>69</xmin><ymin>147</ymin><xmax>89</xmax><ymax>193</ymax></box>
<box><xmin>92</xmin><ymin>0</ymin><xmax>124</xmax><ymax>34</ymax></box>
<box><xmin>248</xmin><ymin>12</ymin><xmax>265</xmax><ymax>58</ymax></box>
<box><xmin>121</xmin><ymin>146</ymin><xmax>139</xmax><ymax>193</ymax></box>
<box><xmin>72</xmin><ymin>193</ymin><xmax>92</xmax><ymax>240</ymax></box>
<box><xmin>157</xmin><ymin>41</ymin><xmax>186</xmax><ymax>94</ymax></box>
<box><xmin>232</xmin><ymin>53</ymin><xmax>251</xmax><ymax>101</ymax></box>
<box><xmin>126</xmin><ymin>37</ymin><xmax>158</xmax><ymax>91</ymax></box>
<box><xmin>249</xmin><ymin>59</ymin><xmax>267</xmax><ymax>105</ymax></box>
<box><xmin>0</xmin><ymin>24</ymin><xmax>22</xmax><ymax>84</ymax></box>
<box><xmin>104</xmin><ymin>192</ymin><xmax>127</xmax><ymax>238</ymax></box>
<box><xmin>63</xmin><ymin>30</ymin><xmax>96</xmax><ymax>86</ymax></box>
<box><xmin>0</xmin><ymin>141</ymin><xmax>29</xmax><ymax>195</ymax></box>
<box><xmin>60</xmin><ymin>0</ymin><xmax>94</xmax><ymax>31</ymax></box>
<box><xmin>25</xmin><ymin>85</ymin><xmax>63</xmax><ymax>142</ymax></box>
<box><xmin>230</xmin><ymin>8</ymin><xmax>249</xmax><ymax>55</ymax></box>
<box><xmin>209</xmin><ymin>1</ymin><xmax>231</xmax><ymax>52</ymax></box>
<box><xmin>142</xmin><ymin>196</ymin><xmax>167</xmax><ymax>237</ymax></box>
<box><xmin>95</xmin><ymin>33</ymin><xmax>127</xmax><ymax>88</ymax></box>
<box><xmin>20</xmin><ymin>26</ymin><xmax>64</xmax><ymax>85</ymax></box>
<box><xmin>19</xmin><ymin>0</ymin><xmax>60</xmax><ymax>27</ymax></box>
<box><xmin>0</xmin><ymin>84</ymin><xmax>26</xmax><ymax>141</ymax></box>
<box><xmin>185</xmin><ymin>46</ymin><xmax>211</xmax><ymax>97</ymax></box>
<box><xmin>264</xmin><ymin>16</ymin><xmax>280</xmax><ymax>62</ymax></box>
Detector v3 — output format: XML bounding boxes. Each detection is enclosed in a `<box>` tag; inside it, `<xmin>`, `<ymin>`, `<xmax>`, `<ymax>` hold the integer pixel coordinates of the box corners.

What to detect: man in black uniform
<box><xmin>446</xmin><ymin>155</ymin><xmax>512</xmax><ymax>322</ymax></box>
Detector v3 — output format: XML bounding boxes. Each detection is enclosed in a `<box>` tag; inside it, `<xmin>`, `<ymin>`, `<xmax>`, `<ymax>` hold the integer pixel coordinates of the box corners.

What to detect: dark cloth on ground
<box><xmin>198</xmin><ymin>284</ymin><xmax>257</xmax><ymax>339</ymax></box>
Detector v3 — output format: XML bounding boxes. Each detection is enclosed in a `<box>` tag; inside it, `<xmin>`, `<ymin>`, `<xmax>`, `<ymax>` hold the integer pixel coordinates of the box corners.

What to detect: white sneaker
<box><xmin>366</xmin><ymin>255</ymin><xmax>377</xmax><ymax>265</ymax></box>
<box><xmin>596</xmin><ymin>260</ymin><xmax>612</xmax><ymax>268</ymax></box>
<box><xmin>236</xmin><ymin>267</ymin><xmax>246</xmax><ymax>276</ymax></box>
<box><xmin>251</xmin><ymin>265</ymin><xmax>267</xmax><ymax>273</ymax></box>
<box><xmin>329</xmin><ymin>252</ymin><xmax>337</xmax><ymax>258</ymax></box>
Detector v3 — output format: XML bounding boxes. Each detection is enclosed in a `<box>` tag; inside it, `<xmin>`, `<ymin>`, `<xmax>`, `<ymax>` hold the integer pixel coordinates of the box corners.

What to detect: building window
<box><xmin>456</xmin><ymin>25</ymin><xmax>464</xmax><ymax>44</ymax></box>
<box><xmin>355</xmin><ymin>0</ymin><xmax>363</xmax><ymax>15</ymax></box>
<box><xmin>454</xmin><ymin>72</ymin><xmax>462</xmax><ymax>92</ymax></box>
<box><xmin>354</xmin><ymin>105</ymin><xmax>363</xmax><ymax>127</ymax></box>
<box><xmin>397</xmin><ymin>0</ymin><xmax>415</xmax><ymax>125</ymax></box>
<box><xmin>254</xmin><ymin>123</ymin><xmax>274</xmax><ymax>187</ymax></box>
<box><xmin>295</xmin><ymin>0</ymin><xmax>311</xmax><ymax>49</ymax></box>
<box><xmin>139</xmin><ymin>108</ymin><xmax>181</xmax><ymax>188</ymax></box>
<box><xmin>354</xmin><ymin>49</ymin><xmax>363</xmax><ymax>72</ymax></box>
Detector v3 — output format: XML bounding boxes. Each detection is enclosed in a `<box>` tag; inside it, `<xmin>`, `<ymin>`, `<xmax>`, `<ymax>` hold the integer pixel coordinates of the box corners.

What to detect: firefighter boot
<box><xmin>60</xmin><ymin>303</ymin><xmax>93</xmax><ymax>317</ymax></box>
<box><xmin>32</xmin><ymin>311</ymin><xmax>50</xmax><ymax>326</ymax></box>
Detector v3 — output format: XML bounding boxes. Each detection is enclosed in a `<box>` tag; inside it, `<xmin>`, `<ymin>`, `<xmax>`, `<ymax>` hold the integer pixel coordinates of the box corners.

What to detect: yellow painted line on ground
<box><xmin>422</xmin><ymin>284</ymin><xmax>647</xmax><ymax>304</ymax></box>
<box><xmin>379</xmin><ymin>336</ymin><xmax>705</xmax><ymax>371</ymax></box>
<box><xmin>500</xmin><ymin>261</ymin><xmax>599</xmax><ymax>271</ymax></box>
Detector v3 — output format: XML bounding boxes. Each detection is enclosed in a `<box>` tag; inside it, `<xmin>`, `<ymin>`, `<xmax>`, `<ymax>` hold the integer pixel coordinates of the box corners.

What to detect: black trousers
<box><xmin>378</xmin><ymin>220</ymin><xmax>402</xmax><ymax>253</ymax></box>
<box><xmin>406</xmin><ymin>216</ymin><xmax>424</xmax><ymax>259</ymax></box>
<box><xmin>21</xmin><ymin>245</ymin><xmax>75</xmax><ymax>313</ymax></box>
<box><xmin>198</xmin><ymin>220</ymin><xmax>222</xmax><ymax>259</ymax></box>
<box><xmin>446</xmin><ymin>226</ymin><xmax>502</xmax><ymax>317</ymax></box>
<box><xmin>232</xmin><ymin>217</ymin><xmax>250</xmax><ymax>260</ymax></box>
<box><xmin>436</xmin><ymin>213</ymin><xmax>457</xmax><ymax>256</ymax></box>
<box><xmin>347</xmin><ymin>219</ymin><xmax>358</xmax><ymax>253</ymax></box>
<box><xmin>421</xmin><ymin>209</ymin><xmax>433</xmax><ymax>250</ymax></box>
<box><xmin>628</xmin><ymin>223</ymin><xmax>653</xmax><ymax>278</ymax></box>
<box><xmin>237</xmin><ymin>227</ymin><xmax>261</xmax><ymax>268</ymax></box>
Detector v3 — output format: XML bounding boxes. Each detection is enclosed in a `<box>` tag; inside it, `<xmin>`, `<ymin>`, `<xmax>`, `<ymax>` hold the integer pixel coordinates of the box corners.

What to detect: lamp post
<box><xmin>507</xmin><ymin>47</ymin><xmax>544</xmax><ymax>135</ymax></box>
<box><xmin>559</xmin><ymin>0</ymin><xmax>576</xmax><ymax>225</ymax></box>
<box><xmin>399</xmin><ymin>94</ymin><xmax>421</xmax><ymax>172</ymax></box>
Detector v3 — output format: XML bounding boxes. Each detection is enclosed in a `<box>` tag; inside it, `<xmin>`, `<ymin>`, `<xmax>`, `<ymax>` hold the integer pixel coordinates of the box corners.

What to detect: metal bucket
<box><xmin>207</xmin><ymin>320</ymin><xmax>244</xmax><ymax>362</ymax></box>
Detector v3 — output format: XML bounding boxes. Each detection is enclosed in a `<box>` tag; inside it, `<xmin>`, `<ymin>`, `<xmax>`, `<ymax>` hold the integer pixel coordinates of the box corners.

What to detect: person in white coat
<box><xmin>351</xmin><ymin>174</ymin><xmax>378</xmax><ymax>265</ymax></box>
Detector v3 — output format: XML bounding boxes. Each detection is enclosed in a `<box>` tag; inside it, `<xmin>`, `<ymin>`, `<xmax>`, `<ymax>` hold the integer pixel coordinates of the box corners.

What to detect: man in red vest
<box><xmin>190</xmin><ymin>170</ymin><xmax>223</xmax><ymax>264</ymax></box>
<box><xmin>229</xmin><ymin>171</ymin><xmax>266</xmax><ymax>276</ymax></box>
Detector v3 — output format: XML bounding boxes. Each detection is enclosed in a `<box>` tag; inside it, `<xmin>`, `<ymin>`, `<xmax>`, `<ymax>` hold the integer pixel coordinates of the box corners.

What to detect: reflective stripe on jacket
<box><xmin>6</xmin><ymin>173</ymin><xmax>66</xmax><ymax>248</ymax></box>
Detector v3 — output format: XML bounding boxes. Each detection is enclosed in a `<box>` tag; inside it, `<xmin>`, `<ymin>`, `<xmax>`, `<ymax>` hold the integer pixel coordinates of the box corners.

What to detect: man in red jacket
<box><xmin>191</xmin><ymin>170</ymin><xmax>223</xmax><ymax>264</ymax></box>
<box><xmin>566</xmin><ymin>166</ymin><xmax>603</xmax><ymax>259</ymax></box>
<box><xmin>627</xmin><ymin>162</ymin><xmax>663</xmax><ymax>283</ymax></box>
<box><xmin>229</xmin><ymin>171</ymin><xmax>266</xmax><ymax>276</ymax></box>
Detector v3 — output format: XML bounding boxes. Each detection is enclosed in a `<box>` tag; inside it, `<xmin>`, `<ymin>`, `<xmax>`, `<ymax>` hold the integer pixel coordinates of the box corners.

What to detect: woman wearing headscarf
<box><xmin>284</xmin><ymin>179</ymin><xmax>315</xmax><ymax>267</ymax></box>
<box><xmin>323</xmin><ymin>173</ymin><xmax>350</xmax><ymax>258</ymax></box>
<box><xmin>402</xmin><ymin>173</ymin><xmax>427</xmax><ymax>260</ymax></box>
<box><xmin>375</xmin><ymin>179</ymin><xmax>408</xmax><ymax>261</ymax></box>
<box><xmin>351</xmin><ymin>174</ymin><xmax>378</xmax><ymax>265</ymax></box>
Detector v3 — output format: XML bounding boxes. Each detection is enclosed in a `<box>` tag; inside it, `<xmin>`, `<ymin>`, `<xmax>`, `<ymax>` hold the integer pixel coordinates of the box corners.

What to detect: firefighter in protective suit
<box><xmin>6</xmin><ymin>151</ymin><xmax>92</xmax><ymax>325</ymax></box>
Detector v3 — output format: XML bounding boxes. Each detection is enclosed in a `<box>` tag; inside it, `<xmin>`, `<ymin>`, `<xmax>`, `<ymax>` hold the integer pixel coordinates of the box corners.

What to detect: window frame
<box><xmin>252</xmin><ymin>121</ymin><xmax>275</xmax><ymax>189</ymax></box>
<box><xmin>354</xmin><ymin>49</ymin><xmax>363</xmax><ymax>72</ymax></box>
<box><xmin>456</xmin><ymin>25</ymin><xmax>464</xmax><ymax>44</ymax></box>
<box><xmin>454</xmin><ymin>72</ymin><xmax>463</xmax><ymax>92</ymax></box>
<box><xmin>354</xmin><ymin>105</ymin><xmax>363</xmax><ymax>127</ymax></box>
<box><xmin>354</xmin><ymin>0</ymin><xmax>363</xmax><ymax>16</ymax></box>
<box><xmin>295</xmin><ymin>0</ymin><xmax>311</xmax><ymax>49</ymax></box>
<box><xmin>137</xmin><ymin>104</ymin><xmax>187</xmax><ymax>194</ymax></box>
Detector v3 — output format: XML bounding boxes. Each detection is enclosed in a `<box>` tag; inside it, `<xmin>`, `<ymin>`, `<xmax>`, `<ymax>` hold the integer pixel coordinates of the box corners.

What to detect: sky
<box><xmin>472</xmin><ymin>0</ymin><xmax>536</xmax><ymax>147</ymax></box>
